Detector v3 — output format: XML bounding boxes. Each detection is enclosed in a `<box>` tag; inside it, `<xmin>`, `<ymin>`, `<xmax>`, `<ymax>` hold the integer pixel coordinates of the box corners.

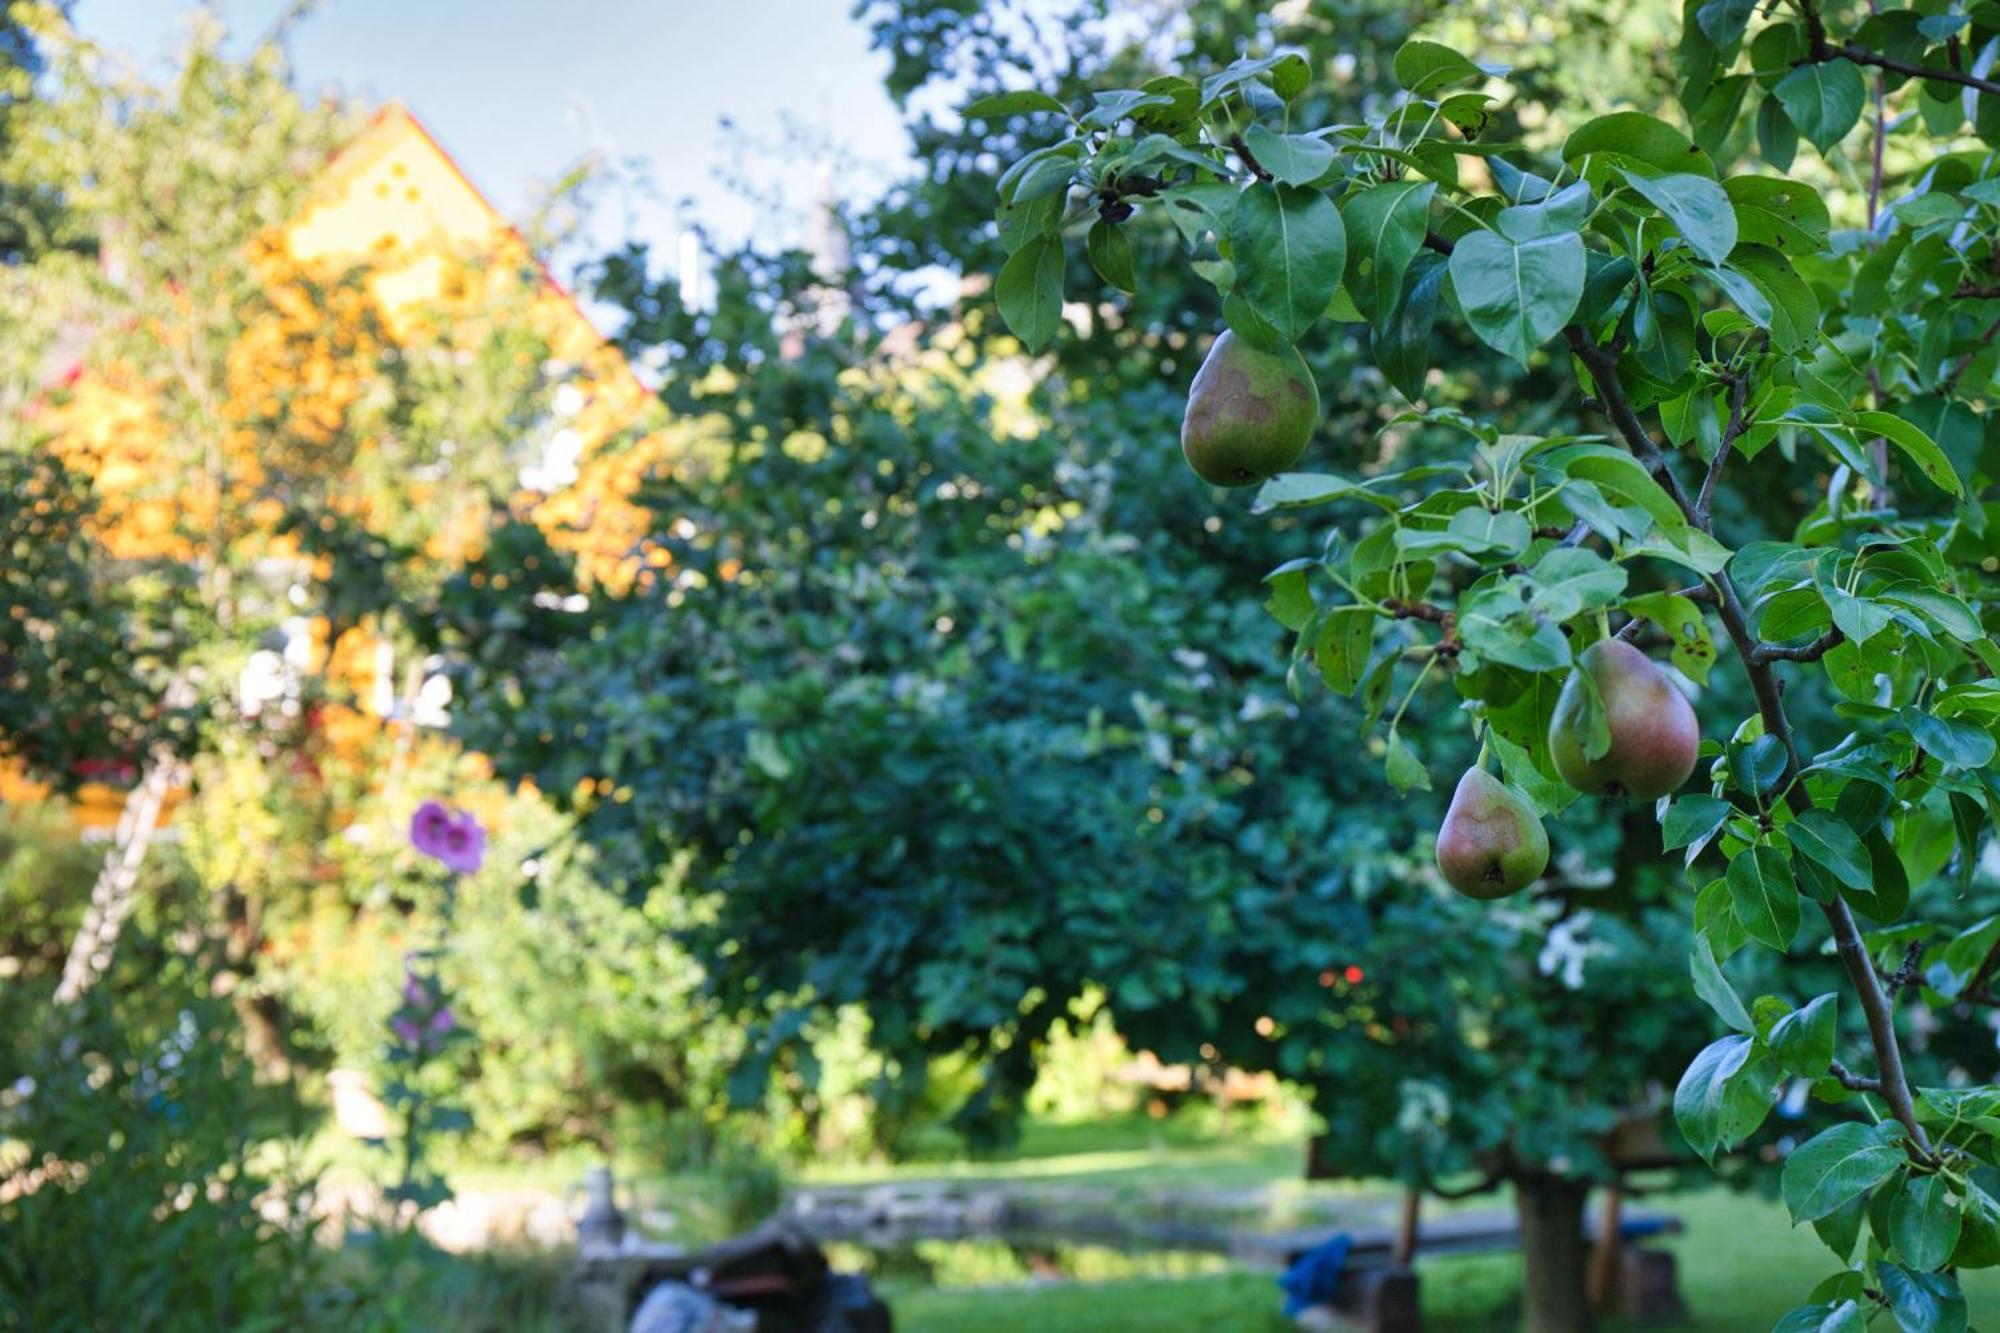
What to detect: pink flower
<box><xmin>403</xmin><ymin>971</ymin><xmax>431</xmax><ymax>1008</ymax></box>
<box><xmin>410</xmin><ymin>800</ymin><xmax>485</xmax><ymax>875</ymax></box>
<box><xmin>429</xmin><ymin>1007</ymin><xmax>456</xmax><ymax>1035</ymax></box>
<box><xmin>391</xmin><ymin>1016</ymin><xmax>422</xmax><ymax>1049</ymax></box>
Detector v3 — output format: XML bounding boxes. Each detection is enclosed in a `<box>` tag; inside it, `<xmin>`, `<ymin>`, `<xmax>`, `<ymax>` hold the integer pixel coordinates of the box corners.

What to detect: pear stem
<box><xmin>1563</xmin><ymin>326</ymin><xmax>1936</xmax><ymax>1164</ymax></box>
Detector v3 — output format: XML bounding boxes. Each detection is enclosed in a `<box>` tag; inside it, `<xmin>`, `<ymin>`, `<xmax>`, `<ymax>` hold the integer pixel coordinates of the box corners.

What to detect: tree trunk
<box><xmin>1516</xmin><ymin>1175</ymin><xmax>1596</xmax><ymax>1333</ymax></box>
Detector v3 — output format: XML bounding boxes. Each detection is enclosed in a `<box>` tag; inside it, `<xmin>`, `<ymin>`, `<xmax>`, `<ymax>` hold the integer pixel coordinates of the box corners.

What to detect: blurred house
<box><xmin>3</xmin><ymin>104</ymin><xmax>676</xmax><ymax>824</ymax></box>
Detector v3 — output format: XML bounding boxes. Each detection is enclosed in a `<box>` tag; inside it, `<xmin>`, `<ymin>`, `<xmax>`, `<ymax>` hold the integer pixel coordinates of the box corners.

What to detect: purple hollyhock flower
<box><xmin>402</xmin><ymin>968</ymin><xmax>430</xmax><ymax>1008</ymax></box>
<box><xmin>428</xmin><ymin>1007</ymin><xmax>456</xmax><ymax>1035</ymax></box>
<box><xmin>391</xmin><ymin>1016</ymin><xmax>422</xmax><ymax>1049</ymax></box>
<box><xmin>410</xmin><ymin>801</ymin><xmax>455</xmax><ymax>861</ymax></box>
<box><xmin>410</xmin><ymin>800</ymin><xmax>486</xmax><ymax>875</ymax></box>
<box><xmin>436</xmin><ymin>811</ymin><xmax>486</xmax><ymax>875</ymax></box>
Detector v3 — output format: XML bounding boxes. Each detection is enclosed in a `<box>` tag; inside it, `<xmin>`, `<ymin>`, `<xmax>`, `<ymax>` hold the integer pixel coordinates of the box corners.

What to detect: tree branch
<box><xmin>1792</xmin><ymin>0</ymin><xmax>2000</xmax><ymax>97</ymax></box>
<box><xmin>1825</xmin><ymin>41</ymin><xmax>2000</xmax><ymax>99</ymax></box>
<box><xmin>1227</xmin><ymin>132</ymin><xmax>1272</xmax><ymax>183</ymax></box>
<box><xmin>1750</xmin><ymin>628</ymin><xmax>1844</xmax><ymax>664</ymax></box>
<box><xmin>1562</xmin><ymin>324</ymin><xmax>1935</xmax><ymax>1162</ymax></box>
<box><xmin>1696</xmin><ymin>371</ymin><xmax>1750</xmax><ymax>526</ymax></box>
<box><xmin>1830</xmin><ymin>1060</ymin><xmax>1883</xmax><ymax>1094</ymax></box>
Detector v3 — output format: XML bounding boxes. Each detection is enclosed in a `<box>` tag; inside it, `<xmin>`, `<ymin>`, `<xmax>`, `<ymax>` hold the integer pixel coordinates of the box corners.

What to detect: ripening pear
<box><xmin>1179</xmin><ymin>330</ymin><xmax>1320</xmax><ymax>487</ymax></box>
<box><xmin>1548</xmin><ymin>639</ymin><xmax>1700</xmax><ymax>799</ymax></box>
<box><xmin>1435</xmin><ymin>768</ymin><xmax>1550</xmax><ymax>899</ymax></box>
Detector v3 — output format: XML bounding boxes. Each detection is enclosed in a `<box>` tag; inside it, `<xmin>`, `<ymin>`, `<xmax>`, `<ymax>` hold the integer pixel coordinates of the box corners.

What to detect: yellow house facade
<box><xmin>5</xmin><ymin>104</ymin><xmax>675</xmax><ymax>824</ymax></box>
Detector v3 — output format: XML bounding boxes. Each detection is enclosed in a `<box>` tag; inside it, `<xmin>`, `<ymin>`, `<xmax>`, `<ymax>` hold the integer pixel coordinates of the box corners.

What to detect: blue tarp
<box><xmin>1277</xmin><ymin>1232</ymin><xmax>1352</xmax><ymax>1316</ymax></box>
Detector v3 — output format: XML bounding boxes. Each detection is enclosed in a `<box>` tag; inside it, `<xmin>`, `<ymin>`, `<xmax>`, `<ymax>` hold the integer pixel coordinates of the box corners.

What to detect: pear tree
<box><xmin>978</xmin><ymin>1</ymin><xmax>2000</xmax><ymax>1327</ymax></box>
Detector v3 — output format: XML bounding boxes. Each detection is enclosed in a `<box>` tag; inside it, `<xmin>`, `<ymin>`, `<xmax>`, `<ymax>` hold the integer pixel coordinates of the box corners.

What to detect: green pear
<box><xmin>1435</xmin><ymin>767</ymin><xmax>1550</xmax><ymax>899</ymax></box>
<box><xmin>1179</xmin><ymin>330</ymin><xmax>1320</xmax><ymax>487</ymax></box>
<box><xmin>1548</xmin><ymin>639</ymin><xmax>1700</xmax><ymax>799</ymax></box>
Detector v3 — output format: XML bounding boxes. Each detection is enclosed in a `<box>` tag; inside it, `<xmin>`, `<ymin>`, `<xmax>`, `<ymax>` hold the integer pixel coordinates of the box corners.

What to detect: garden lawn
<box><xmin>887</xmin><ymin>1187</ymin><xmax>2000</xmax><ymax>1332</ymax></box>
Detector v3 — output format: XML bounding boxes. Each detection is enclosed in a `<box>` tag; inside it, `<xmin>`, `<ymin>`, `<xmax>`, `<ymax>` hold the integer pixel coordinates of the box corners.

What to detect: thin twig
<box><xmin>1696</xmin><ymin>372</ymin><xmax>1750</xmax><ymax>526</ymax></box>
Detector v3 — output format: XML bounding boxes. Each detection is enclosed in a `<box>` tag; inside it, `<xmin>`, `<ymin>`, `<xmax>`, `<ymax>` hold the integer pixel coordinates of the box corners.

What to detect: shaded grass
<box><xmin>887</xmin><ymin>1188</ymin><xmax>2000</xmax><ymax>1332</ymax></box>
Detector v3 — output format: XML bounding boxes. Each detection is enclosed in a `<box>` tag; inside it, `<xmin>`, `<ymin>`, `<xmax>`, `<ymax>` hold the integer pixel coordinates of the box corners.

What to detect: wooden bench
<box><xmin>1248</xmin><ymin>1195</ymin><xmax>1685</xmax><ymax>1333</ymax></box>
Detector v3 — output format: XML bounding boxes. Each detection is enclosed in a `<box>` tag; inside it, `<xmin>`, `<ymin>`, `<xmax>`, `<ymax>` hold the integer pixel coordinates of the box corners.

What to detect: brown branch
<box><xmin>1382</xmin><ymin>597</ymin><xmax>1461</xmax><ymax>657</ymax></box>
<box><xmin>1750</xmin><ymin>628</ymin><xmax>1844</xmax><ymax>664</ymax></box>
<box><xmin>1227</xmin><ymin>132</ymin><xmax>1272</xmax><ymax>183</ymax></box>
<box><xmin>1696</xmin><ymin>372</ymin><xmax>1750</xmax><ymax>526</ymax></box>
<box><xmin>1792</xmin><ymin>0</ymin><xmax>2000</xmax><ymax>97</ymax></box>
<box><xmin>1827</xmin><ymin>42</ymin><xmax>2000</xmax><ymax>99</ymax></box>
<box><xmin>1879</xmin><ymin>939</ymin><xmax>1926</xmax><ymax>997</ymax></box>
<box><xmin>1423</xmin><ymin>230</ymin><xmax>1456</xmax><ymax>257</ymax></box>
<box><xmin>1563</xmin><ymin>323</ymin><xmax>1936</xmax><ymax>1162</ymax></box>
<box><xmin>1830</xmin><ymin>1060</ymin><xmax>1883</xmax><ymax>1094</ymax></box>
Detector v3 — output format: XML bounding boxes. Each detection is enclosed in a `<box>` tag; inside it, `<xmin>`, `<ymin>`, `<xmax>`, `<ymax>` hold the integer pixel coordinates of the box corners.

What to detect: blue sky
<box><xmin>75</xmin><ymin>1</ymin><xmax>915</xmax><ymax>271</ymax></box>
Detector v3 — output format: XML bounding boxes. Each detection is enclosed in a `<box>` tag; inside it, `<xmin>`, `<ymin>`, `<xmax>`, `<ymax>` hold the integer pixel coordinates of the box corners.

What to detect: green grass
<box><xmin>886</xmin><ymin>1188</ymin><xmax>2000</xmax><ymax>1332</ymax></box>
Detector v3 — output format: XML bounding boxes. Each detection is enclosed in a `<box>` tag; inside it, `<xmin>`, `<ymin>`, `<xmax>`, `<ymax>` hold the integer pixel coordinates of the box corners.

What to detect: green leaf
<box><xmin>1773</xmin><ymin>59</ymin><xmax>1866</xmax><ymax>152</ymax></box>
<box><xmin>1242</xmin><ymin>125</ymin><xmax>1337</xmax><ymax>186</ymax></box>
<box><xmin>1665</xmin><ymin>795</ymin><xmax>1734</xmax><ymax>858</ymax></box>
<box><xmin>1889</xmin><ymin>1176</ymin><xmax>1964</xmax><ymax>1274</ymax></box>
<box><xmin>1787</xmin><ymin>810</ymin><xmax>1873</xmax><ymax>892</ymax></box>
<box><xmin>1727</xmin><ymin>844</ymin><xmax>1799</xmax><ymax>951</ymax></box>
<box><xmin>1724</xmin><ymin>176</ymin><xmax>1830</xmax><ymax>255</ymax></box>
<box><xmin>1854</xmin><ymin>410</ymin><xmax>1965</xmax><ymax>498</ymax></box>
<box><xmin>1903</xmin><ymin>709</ymin><xmax>1998</xmax><ymax>771</ymax></box>
<box><xmin>1263</xmin><ymin>562</ymin><xmax>1315</xmax><ymax>631</ymax></box>
<box><xmin>1448</xmin><ymin>229</ymin><xmax>1585</xmax><ymax>364</ymax></box>
<box><xmin>1340</xmin><ymin>180</ymin><xmax>1437</xmax><ymax>328</ymax></box>
<box><xmin>1374</xmin><ymin>251</ymin><xmax>1447</xmax><ymax>401</ymax></box>
<box><xmin>1524</xmin><ymin>547</ymin><xmax>1627</xmax><ymax>620</ymax></box>
<box><xmin>1878</xmin><ymin>1262</ymin><xmax>1968</xmax><ymax>1333</ymax></box>
<box><xmin>1314</xmin><ymin>607</ymin><xmax>1378</xmax><ymax>695</ymax></box>
<box><xmin>1844</xmin><ymin>831</ymin><xmax>1911</xmax><ymax>925</ymax></box>
<box><xmin>1691</xmin><ymin>933</ymin><xmax>1753</xmax><ymax>1032</ymax></box>
<box><xmin>1230</xmin><ymin>183</ymin><xmax>1346</xmax><ymax>342</ymax></box>
<box><xmin>1814</xmin><ymin>1192</ymin><xmax>1869</xmax><ymax>1264</ymax></box>
<box><xmin>1563</xmin><ymin>111</ymin><xmax>1717</xmax><ymax>181</ymax></box>
<box><xmin>1393</xmin><ymin>39</ymin><xmax>1486</xmax><ymax>96</ymax></box>
<box><xmin>1085</xmin><ymin>220</ymin><xmax>1136</xmax><ymax>294</ymax></box>
<box><xmin>1622</xmin><ymin>590</ymin><xmax>1716</xmax><ymax>685</ymax></box>
<box><xmin>1758</xmin><ymin>96</ymin><xmax>1799</xmax><ymax>170</ymax></box>
<box><xmin>1442</xmin><ymin>507</ymin><xmax>1532</xmax><ymax>557</ymax></box>
<box><xmin>1696</xmin><ymin>0</ymin><xmax>1757</xmax><ymax>46</ymax></box>
<box><xmin>1619</xmin><ymin>169</ymin><xmax>1737</xmax><ymax>265</ymax></box>
<box><xmin>1728</xmin><ymin>244</ymin><xmax>1820</xmax><ymax>352</ymax></box>
<box><xmin>1458</xmin><ymin>582</ymin><xmax>1573</xmax><ymax>672</ymax></box>
<box><xmin>1782</xmin><ymin>1121</ymin><xmax>1908</xmax><ymax>1223</ymax></box>
<box><xmin>995</xmin><ymin>235</ymin><xmax>1066</xmax><ymax>350</ymax></box>
<box><xmin>965</xmin><ymin>90</ymin><xmax>1070</xmax><ymax>119</ymax></box>
<box><xmin>1385</xmin><ymin>732</ymin><xmax>1431</xmax><ymax>793</ymax></box>
<box><xmin>1253</xmin><ymin>472</ymin><xmax>1403</xmax><ymax>514</ymax></box>
<box><xmin>1951</xmin><ymin>1183</ymin><xmax>2000</xmax><ymax>1269</ymax></box>
<box><xmin>1674</xmin><ymin>1034</ymin><xmax>1777</xmax><ymax>1160</ymax></box>
<box><xmin>1766</xmin><ymin>992</ymin><xmax>1836</xmax><ymax>1080</ymax></box>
